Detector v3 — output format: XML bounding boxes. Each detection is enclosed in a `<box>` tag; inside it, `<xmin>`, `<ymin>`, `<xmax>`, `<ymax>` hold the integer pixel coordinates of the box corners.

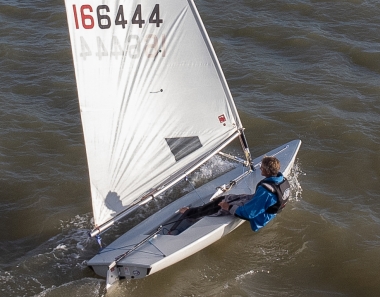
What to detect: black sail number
<box><xmin>97</xmin><ymin>5</ymin><xmax>111</xmax><ymax>29</ymax></box>
<box><xmin>115</xmin><ymin>5</ymin><xmax>128</xmax><ymax>28</ymax></box>
<box><xmin>132</xmin><ymin>4</ymin><xmax>145</xmax><ymax>28</ymax></box>
<box><xmin>149</xmin><ymin>4</ymin><xmax>163</xmax><ymax>27</ymax></box>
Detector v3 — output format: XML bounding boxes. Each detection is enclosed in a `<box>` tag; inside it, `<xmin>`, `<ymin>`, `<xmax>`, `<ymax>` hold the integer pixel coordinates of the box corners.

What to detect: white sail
<box><xmin>64</xmin><ymin>0</ymin><xmax>243</xmax><ymax>228</ymax></box>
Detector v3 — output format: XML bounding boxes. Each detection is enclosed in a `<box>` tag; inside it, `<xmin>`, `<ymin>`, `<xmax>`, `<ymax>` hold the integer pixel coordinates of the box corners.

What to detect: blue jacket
<box><xmin>234</xmin><ymin>173</ymin><xmax>285</xmax><ymax>231</ymax></box>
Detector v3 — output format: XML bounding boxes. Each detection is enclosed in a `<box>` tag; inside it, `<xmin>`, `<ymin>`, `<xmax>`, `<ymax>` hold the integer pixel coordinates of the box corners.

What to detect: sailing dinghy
<box><xmin>64</xmin><ymin>0</ymin><xmax>301</xmax><ymax>288</ymax></box>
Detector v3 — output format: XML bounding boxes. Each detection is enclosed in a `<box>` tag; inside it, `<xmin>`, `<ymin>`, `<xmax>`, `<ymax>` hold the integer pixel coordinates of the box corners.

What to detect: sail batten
<box><xmin>65</xmin><ymin>0</ymin><xmax>243</xmax><ymax>228</ymax></box>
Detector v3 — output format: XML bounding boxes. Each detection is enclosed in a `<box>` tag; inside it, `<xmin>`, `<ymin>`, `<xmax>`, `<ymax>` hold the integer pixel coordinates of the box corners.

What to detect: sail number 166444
<box><xmin>72</xmin><ymin>4</ymin><xmax>163</xmax><ymax>29</ymax></box>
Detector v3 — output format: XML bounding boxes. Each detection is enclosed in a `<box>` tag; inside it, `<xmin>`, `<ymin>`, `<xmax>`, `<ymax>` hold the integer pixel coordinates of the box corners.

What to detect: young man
<box><xmin>179</xmin><ymin>156</ymin><xmax>290</xmax><ymax>232</ymax></box>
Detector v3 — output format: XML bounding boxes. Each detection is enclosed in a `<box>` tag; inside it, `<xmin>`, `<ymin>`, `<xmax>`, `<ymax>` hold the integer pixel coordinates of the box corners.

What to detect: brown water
<box><xmin>1</xmin><ymin>0</ymin><xmax>380</xmax><ymax>296</ymax></box>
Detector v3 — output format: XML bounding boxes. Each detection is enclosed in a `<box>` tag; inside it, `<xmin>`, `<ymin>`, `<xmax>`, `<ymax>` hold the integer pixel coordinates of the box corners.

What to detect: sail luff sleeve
<box><xmin>187</xmin><ymin>0</ymin><xmax>243</xmax><ymax>129</ymax></box>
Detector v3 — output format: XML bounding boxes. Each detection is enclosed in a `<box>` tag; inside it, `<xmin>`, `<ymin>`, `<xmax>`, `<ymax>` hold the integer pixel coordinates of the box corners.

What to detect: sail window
<box><xmin>165</xmin><ymin>136</ymin><xmax>202</xmax><ymax>161</ymax></box>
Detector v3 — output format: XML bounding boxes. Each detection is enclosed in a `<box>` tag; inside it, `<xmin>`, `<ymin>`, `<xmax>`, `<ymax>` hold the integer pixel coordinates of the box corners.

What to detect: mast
<box><xmin>238</xmin><ymin>129</ymin><xmax>254</xmax><ymax>170</ymax></box>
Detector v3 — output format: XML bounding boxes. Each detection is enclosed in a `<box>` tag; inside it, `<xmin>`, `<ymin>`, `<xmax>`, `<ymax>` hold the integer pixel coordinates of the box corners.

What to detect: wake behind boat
<box><xmin>63</xmin><ymin>0</ymin><xmax>301</xmax><ymax>289</ymax></box>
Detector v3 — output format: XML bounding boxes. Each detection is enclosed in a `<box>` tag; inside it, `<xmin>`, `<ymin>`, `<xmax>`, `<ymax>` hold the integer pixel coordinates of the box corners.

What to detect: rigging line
<box><xmin>109</xmin><ymin>226</ymin><xmax>163</xmax><ymax>270</ymax></box>
<box><xmin>184</xmin><ymin>176</ymin><xmax>207</xmax><ymax>205</ymax></box>
<box><xmin>149</xmin><ymin>240</ymin><xmax>166</xmax><ymax>257</ymax></box>
<box><xmin>101</xmin><ymin>244</ymin><xmax>164</xmax><ymax>257</ymax></box>
<box><xmin>241</xmin><ymin>165</ymin><xmax>251</xmax><ymax>187</ymax></box>
<box><xmin>99</xmin><ymin>243</ymin><xmax>141</xmax><ymax>254</ymax></box>
<box><xmin>159</xmin><ymin>215</ymin><xmax>200</xmax><ymax>231</ymax></box>
<box><xmin>218</xmin><ymin>151</ymin><xmax>247</xmax><ymax>165</ymax></box>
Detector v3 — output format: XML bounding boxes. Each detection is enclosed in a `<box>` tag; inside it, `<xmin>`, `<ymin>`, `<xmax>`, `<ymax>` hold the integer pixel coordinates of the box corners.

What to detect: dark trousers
<box><xmin>182</xmin><ymin>196</ymin><xmax>225</xmax><ymax>220</ymax></box>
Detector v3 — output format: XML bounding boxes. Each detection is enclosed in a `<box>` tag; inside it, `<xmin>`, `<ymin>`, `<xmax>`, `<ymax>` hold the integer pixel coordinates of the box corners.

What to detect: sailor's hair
<box><xmin>261</xmin><ymin>156</ymin><xmax>280</xmax><ymax>176</ymax></box>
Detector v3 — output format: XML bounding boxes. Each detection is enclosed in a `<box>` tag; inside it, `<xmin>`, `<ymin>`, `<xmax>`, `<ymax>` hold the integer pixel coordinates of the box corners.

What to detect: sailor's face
<box><xmin>260</xmin><ymin>165</ymin><xmax>267</xmax><ymax>176</ymax></box>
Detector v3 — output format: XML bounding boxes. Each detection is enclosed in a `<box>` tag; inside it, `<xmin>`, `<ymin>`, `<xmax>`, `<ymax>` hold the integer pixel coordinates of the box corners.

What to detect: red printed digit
<box><xmin>72</xmin><ymin>5</ymin><xmax>79</xmax><ymax>29</ymax></box>
<box><xmin>81</xmin><ymin>5</ymin><xmax>94</xmax><ymax>29</ymax></box>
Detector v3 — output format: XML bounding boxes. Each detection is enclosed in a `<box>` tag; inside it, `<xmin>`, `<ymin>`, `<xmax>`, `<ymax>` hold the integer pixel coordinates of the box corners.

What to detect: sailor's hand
<box><xmin>218</xmin><ymin>201</ymin><xmax>230</xmax><ymax>211</ymax></box>
<box><xmin>179</xmin><ymin>207</ymin><xmax>189</xmax><ymax>214</ymax></box>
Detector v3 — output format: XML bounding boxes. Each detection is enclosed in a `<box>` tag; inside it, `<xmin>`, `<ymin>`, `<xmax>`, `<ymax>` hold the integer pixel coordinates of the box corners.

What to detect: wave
<box><xmin>0</xmin><ymin>214</ymin><xmax>102</xmax><ymax>297</ymax></box>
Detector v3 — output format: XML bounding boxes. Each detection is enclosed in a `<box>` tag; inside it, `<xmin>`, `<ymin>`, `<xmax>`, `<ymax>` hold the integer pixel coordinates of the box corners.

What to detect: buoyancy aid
<box><xmin>256</xmin><ymin>177</ymin><xmax>290</xmax><ymax>214</ymax></box>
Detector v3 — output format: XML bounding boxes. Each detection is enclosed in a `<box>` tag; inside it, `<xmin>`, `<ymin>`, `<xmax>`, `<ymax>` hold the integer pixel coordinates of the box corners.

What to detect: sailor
<box><xmin>179</xmin><ymin>156</ymin><xmax>290</xmax><ymax>232</ymax></box>
<box><xmin>219</xmin><ymin>156</ymin><xmax>290</xmax><ymax>231</ymax></box>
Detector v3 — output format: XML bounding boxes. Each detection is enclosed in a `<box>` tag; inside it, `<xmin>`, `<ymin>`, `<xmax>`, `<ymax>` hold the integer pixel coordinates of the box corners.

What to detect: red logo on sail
<box><xmin>218</xmin><ymin>114</ymin><xmax>226</xmax><ymax>124</ymax></box>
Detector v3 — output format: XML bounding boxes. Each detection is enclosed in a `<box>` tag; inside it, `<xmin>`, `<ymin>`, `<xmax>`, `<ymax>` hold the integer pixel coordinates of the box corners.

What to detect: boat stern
<box><xmin>89</xmin><ymin>262</ymin><xmax>151</xmax><ymax>280</ymax></box>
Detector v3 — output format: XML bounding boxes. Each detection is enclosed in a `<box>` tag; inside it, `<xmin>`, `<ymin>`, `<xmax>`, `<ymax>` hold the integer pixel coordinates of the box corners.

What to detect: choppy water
<box><xmin>1</xmin><ymin>0</ymin><xmax>380</xmax><ymax>296</ymax></box>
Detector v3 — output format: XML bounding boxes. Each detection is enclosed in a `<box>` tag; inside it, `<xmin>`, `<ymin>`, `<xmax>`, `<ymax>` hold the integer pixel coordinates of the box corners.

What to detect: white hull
<box><xmin>87</xmin><ymin>140</ymin><xmax>301</xmax><ymax>280</ymax></box>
